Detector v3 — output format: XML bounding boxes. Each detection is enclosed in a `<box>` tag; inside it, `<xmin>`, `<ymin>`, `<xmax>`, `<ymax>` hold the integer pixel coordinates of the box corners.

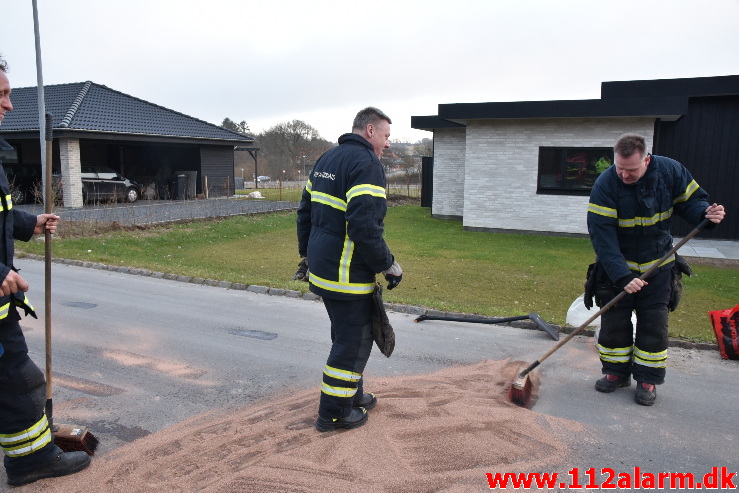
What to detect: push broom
<box><xmin>40</xmin><ymin>114</ymin><xmax>99</xmax><ymax>455</ymax></box>
<box><xmin>34</xmin><ymin>0</ymin><xmax>98</xmax><ymax>454</ymax></box>
<box><xmin>509</xmin><ymin>217</ymin><xmax>710</xmax><ymax>408</ymax></box>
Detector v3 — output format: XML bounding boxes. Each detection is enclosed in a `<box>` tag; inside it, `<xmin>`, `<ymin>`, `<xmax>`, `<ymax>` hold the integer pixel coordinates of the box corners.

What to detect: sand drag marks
<box><xmin>15</xmin><ymin>359</ymin><xmax>586</xmax><ymax>493</ymax></box>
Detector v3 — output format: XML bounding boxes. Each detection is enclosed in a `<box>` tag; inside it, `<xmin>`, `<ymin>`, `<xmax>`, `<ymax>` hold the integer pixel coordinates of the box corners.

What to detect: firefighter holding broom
<box><xmin>0</xmin><ymin>56</ymin><xmax>91</xmax><ymax>486</ymax></box>
<box><xmin>587</xmin><ymin>133</ymin><xmax>725</xmax><ymax>406</ymax></box>
<box><xmin>296</xmin><ymin>107</ymin><xmax>402</xmax><ymax>432</ymax></box>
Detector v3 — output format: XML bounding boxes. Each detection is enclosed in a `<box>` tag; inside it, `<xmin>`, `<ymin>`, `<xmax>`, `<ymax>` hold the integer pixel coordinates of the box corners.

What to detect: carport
<box><xmin>0</xmin><ymin>81</ymin><xmax>253</xmax><ymax>207</ymax></box>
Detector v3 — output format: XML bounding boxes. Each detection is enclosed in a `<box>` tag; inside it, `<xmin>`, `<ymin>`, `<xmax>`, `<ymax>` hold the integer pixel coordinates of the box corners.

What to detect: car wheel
<box><xmin>10</xmin><ymin>189</ymin><xmax>25</xmax><ymax>205</ymax></box>
<box><xmin>126</xmin><ymin>187</ymin><xmax>139</xmax><ymax>203</ymax></box>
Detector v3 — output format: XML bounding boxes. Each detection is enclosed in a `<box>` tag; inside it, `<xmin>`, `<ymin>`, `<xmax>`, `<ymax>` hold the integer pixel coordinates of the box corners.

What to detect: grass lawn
<box><xmin>17</xmin><ymin>205</ymin><xmax>738</xmax><ymax>343</ymax></box>
<box><xmin>235</xmin><ymin>187</ymin><xmax>304</xmax><ymax>202</ymax></box>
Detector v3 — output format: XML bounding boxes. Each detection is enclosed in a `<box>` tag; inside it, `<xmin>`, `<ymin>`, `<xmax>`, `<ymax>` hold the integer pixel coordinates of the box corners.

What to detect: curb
<box><xmin>19</xmin><ymin>254</ymin><xmax>720</xmax><ymax>353</ymax></box>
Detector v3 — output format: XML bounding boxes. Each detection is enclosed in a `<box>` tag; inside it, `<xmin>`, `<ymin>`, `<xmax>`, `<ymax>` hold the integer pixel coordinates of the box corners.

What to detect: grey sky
<box><xmin>2</xmin><ymin>0</ymin><xmax>738</xmax><ymax>142</ymax></box>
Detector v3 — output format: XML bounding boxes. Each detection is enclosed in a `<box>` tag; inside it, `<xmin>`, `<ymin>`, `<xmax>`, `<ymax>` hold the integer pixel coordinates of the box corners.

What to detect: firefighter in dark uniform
<box><xmin>0</xmin><ymin>56</ymin><xmax>91</xmax><ymax>486</ymax></box>
<box><xmin>587</xmin><ymin>133</ymin><xmax>725</xmax><ymax>406</ymax></box>
<box><xmin>297</xmin><ymin>107</ymin><xmax>402</xmax><ymax>432</ymax></box>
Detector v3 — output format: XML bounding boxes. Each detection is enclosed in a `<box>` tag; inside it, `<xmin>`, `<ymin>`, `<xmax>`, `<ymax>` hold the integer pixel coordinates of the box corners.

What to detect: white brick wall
<box><xmin>431</xmin><ymin>128</ymin><xmax>466</xmax><ymax>218</ymax></box>
<box><xmin>59</xmin><ymin>138</ymin><xmax>84</xmax><ymax>208</ymax></box>
<box><xmin>459</xmin><ymin>118</ymin><xmax>655</xmax><ymax>234</ymax></box>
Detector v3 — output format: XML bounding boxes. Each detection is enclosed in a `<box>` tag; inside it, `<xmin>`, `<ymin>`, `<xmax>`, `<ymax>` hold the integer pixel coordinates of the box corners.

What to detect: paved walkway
<box><xmin>675</xmin><ymin>236</ymin><xmax>739</xmax><ymax>260</ymax></box>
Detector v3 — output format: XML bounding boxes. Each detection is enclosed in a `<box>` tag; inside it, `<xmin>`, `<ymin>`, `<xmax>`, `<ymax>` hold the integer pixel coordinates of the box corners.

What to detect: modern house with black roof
<box><xmin>412</xmin><ymin>75</ymin><xmax>739</xmax><ymax>240</ymax></box>
<box><xmin>0</xmin><ymin>81</ymin><xmax>254</xmax><ymax>207</ymax></box>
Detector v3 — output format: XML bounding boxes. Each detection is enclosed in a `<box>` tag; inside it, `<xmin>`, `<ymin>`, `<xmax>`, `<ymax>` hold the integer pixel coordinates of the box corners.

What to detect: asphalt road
<box><xmin>8</xmin><ymin>259</ymin><xmax>739</xmax><ymax>489</ymax></box>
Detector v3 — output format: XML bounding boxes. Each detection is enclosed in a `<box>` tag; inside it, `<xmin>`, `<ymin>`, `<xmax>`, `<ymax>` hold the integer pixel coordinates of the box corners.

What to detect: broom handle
<box><xmin>43</xmin><ymin>113</ymin><xmax>53</xmax><ymax>423</ymax></box>
<box><xmin>522</xmin><ymin>218</ymin><xmax>710</xmax><ymax>375</ymax></box>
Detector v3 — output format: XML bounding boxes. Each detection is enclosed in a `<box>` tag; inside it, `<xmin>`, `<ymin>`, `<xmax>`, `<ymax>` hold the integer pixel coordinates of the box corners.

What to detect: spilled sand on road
<box><xmin>19</xmin><ymin>359</ymin><xmax>586</xmax><ymax>492</ymax></box>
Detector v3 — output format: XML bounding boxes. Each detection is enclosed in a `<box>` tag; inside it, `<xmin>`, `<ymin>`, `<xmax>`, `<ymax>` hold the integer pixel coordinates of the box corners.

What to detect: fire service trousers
<box><xmin>318</xmin><ymin>296</ymin><xmax>374</xmax><ymax>419</ymax></box>
<box><xmin>597</xmin><ymin>268</ymin><xmax>672</xmax><ymax>385</ymax></box>
<box><xmin>0</xmin><ymin>309</ymin><xmax>56</xmax><ymax>474</ymax></box>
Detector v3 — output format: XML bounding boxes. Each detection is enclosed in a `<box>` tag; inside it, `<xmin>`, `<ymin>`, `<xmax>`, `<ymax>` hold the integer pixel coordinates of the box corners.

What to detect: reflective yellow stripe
<box><xmin>618</xmin><ymin>208</ymin><xmax>673</xmax><ymax>228</ymax></box>
<box><xmin>309</xmin><ymin>272</ymin><xmax>374</xmax><ymax>295</ymax></box>
<box><xmin>305</xmin><ymin>179</ymin><xmax>312</xmax><ymax>194</ymax></box>
<box><xmin>588</xmin><ymin>203</ymin><xmax>617</xmax><ymax>218</ymax></box>
<box><xmin>0</xmin><ymin>415</ymin><xmax>52</xmax><ymax>457</ymax></box>
<box><xmin>346</xmin><ymin>184</ymin><xmax>386</xmax><ymax>203</ymax></box>
<box><xmin>673</xmin><ymin>180</ymin><xmax>699</xmax><ymax>204</ymax></box>
<box><xmin>625</xmin><ymin>255</ymin><xmax>675</xmax><ymax>273</ymax></box>
<box><xmin>634</xmin><ymin>347</ymin><xmax>668</xmax><ymax>368</ymax></box>
<box><xmin>321</xmin><ymin>383</ymin><xmax>358</xmax><ymax>398</ymax></box>
<box><xmin>15</xmin><ymin>294</ymin><xmax>34</xmax><ymax>312</ymax></box>
<box><xmin>0</xmin><ymin>295</ymin><xmax>36</xmax><ymax>320</ymax></box>
<box><xmin>339</xmin><ymin>233</ymin><xmax>353</xmax><ymax>284</ymax></box>
<box><xmin>1</xmin><ymin>194</ymin><xmax>12</xmax><ymax>211</ymax></box>
<box><xmin>598</xmin><ymin>344</ymin><xmax>633</xmax><ymax>364</ymax></box>
<box><xmin>311</xmin><ymin>191</ymin><xmax>347</xmax><ymax>211</ymax></box>
<box><xmin>324</xmin><ymin>365</ymin><xmax>362</xmax><ymax>382</ymax></box>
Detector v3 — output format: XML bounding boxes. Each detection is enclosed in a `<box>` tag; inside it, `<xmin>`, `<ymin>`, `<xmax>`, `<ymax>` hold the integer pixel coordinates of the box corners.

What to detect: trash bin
<box><xmin>176</xmin><ymin>174</ymin><xmax>188</xmax><ymax>200</ymax></box>
<box><xmin>169</xmin><ymin>174</ymin><xmax>188</xmax><ymax>200</ymax></box>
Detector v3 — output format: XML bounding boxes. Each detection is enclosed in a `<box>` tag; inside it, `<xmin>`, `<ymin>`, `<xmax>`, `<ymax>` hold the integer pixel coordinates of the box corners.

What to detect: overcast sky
<box><xmin>3</xmin><ymin>0</ymin><xmax>739</xmax><ymax>143</ymax></box>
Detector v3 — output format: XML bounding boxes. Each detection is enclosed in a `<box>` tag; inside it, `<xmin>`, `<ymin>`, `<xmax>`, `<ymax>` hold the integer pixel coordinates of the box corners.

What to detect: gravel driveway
<box><xmin>16</xmin><ymin>198</ymin><xmax>298</xmax><ymax>226</ymax></box>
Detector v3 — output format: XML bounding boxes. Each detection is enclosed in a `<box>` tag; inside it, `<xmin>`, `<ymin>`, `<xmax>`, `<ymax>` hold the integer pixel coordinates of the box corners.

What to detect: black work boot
<box><xmin>354</xmin><ymin>392</ymin><xmax>377</xmax><ymax>411</ymax></box>
<box><xmin>315</xmin><ymin>407</ymin><xmax>368</xmax><ymax>432</ymax></box>
<box><xmin>635</xmin><ymin>382</ymin><xmax>657</xmax><ymax>406</ymax></box>
<box><xmin>595</xmin><ymin>374</ymin><xmax>631</xmax><ymax>393</ymax></box>
<box><xmin>6</xmin><ymin>447</ymin><xmax>91</xmax><ymax>487</ymax></box>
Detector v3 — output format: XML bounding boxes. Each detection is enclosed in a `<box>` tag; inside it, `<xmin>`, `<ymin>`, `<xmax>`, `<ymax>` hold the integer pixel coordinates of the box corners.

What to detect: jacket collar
<box><xmin>338</xmin><ymin>132</ymin><xmax>373</xmax><ymax>151</ymax></box>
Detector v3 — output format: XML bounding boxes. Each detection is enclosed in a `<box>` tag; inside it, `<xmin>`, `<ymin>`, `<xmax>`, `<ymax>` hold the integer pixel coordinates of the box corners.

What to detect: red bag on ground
<box><xmin>709</xmin><ymin>304</ymin><xmax>739</xmax><ymax>360</ymax></box>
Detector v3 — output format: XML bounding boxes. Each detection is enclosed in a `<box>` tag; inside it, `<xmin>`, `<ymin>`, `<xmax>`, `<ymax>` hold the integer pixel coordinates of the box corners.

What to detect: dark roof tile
<box><xmin>1</xmin><ymin>82</ymin><xmax>253</xmax><ymax>143</ymax></box>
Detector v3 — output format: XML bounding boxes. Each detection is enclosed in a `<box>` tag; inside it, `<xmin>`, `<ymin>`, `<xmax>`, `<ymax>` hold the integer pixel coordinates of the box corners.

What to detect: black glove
<box><xmin>292</xmin><ymin>258</ymin><xmax>309</xmax><ymax>282</ymax></box>
<box><xmin>371</xmin><ymin>283</ymin><xmax>395</xmax><ymax>357</ymax></box>
<box><xmin>382</xmin><ymin>260</ymin><xmax>402</xmax><ymax>290</ymax></box>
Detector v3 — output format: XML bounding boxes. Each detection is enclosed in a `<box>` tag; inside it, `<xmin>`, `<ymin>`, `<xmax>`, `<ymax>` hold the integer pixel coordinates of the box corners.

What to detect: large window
<box><xmin>537</xmin><ymin>147</ymin><xmax>613</xmax><ymax>195</ymax></box>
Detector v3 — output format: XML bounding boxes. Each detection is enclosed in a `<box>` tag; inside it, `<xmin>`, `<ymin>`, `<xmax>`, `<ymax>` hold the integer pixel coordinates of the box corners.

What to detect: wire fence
<box><xmin>15</xmin><ymin>175</ymin><xmax>422</xmax><ymax>232</ymax></box>
<box><xmin>236</xmin><ymin>178</ymin><xmax>422</xmax><ymax>199</ymax></box>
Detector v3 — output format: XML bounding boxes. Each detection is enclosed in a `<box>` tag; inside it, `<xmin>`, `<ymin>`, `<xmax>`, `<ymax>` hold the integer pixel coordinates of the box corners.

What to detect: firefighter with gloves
<box><xmin>586</xmin><ymin>133</ymin><xmax>725</xmax><ymax>406</ymax></box>
<box><xmin>296</xmin><ymin>107</ymin><xmax>401</xmax><ymax>431</ymax></box>
<box><xmin>0</xmin><ymin>57</ymin><xmax>91</xmax><ymax>486</ymax></box>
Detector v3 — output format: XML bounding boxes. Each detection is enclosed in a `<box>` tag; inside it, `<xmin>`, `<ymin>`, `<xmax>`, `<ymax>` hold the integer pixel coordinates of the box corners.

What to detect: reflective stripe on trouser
<box><xmin>319</xmin><ymin>296</ymin><xmax>374</xmax><ymax>419</ymax></box>
<box><xmin>0</xmin><ymin>414</ymin><xmax>52</xmax><ymax>458</ymax></box>
<box><xmin>598</xmin><ymin>268</ymin><xmax>672</xmax><ymax>384</ymax></box>
<box><xmin>0</xmin><ymin>314</ymin><xmax>57</xmax><ymax>472</ymax></box>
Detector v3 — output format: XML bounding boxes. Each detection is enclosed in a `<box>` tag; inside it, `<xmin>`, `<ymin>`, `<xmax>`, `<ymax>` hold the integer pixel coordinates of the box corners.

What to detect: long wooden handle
<box><xmin>44</xmin><ymin>113</ymin><xmax>53</xmax><ymax>410</ymax></box>
<box><xmin>523</xmin><ymin>218</ymin><xmax>710</xmax><ymax>374</ymax></box>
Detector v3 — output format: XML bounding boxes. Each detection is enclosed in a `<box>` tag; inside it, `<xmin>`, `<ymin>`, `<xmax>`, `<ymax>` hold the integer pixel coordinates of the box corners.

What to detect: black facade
<box><xmin>654</xmin><ymin>95</ymin><xmax>739</xmax><ymax>240</ymax></box>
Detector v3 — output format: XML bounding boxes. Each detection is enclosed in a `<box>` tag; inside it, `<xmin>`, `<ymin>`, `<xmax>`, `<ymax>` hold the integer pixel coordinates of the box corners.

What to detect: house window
<box><xmin>537</xmin><ymin>147</ymin><xmax>613</xmax><ymax>195</ymax></box>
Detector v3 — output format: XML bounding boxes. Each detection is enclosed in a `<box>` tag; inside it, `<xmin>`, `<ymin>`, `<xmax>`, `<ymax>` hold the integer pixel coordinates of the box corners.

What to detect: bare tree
<box><xmin>256</xmin><ymin>120</ymin><xmax>333</xmax><ymax>180</ymax></box>
<box><xmin>417</xmin><ymin>138</ymin><xmax>433</xmax><ymax>157</ymax></box>
<box><xmin>221</xmin><ymin>117</ymin><xmax>251</xmax><ymax>135</ymax></box>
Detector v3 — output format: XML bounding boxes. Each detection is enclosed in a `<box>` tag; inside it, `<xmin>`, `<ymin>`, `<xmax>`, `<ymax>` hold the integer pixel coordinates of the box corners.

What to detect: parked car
<box><xmin>3</xmin><ymin>163</ymin><xmax>42</xmax><ymax>205</ymax></box>
<box><xmin>257</xmin><ymin>175</ymin><xmax>271</xmax><ymax>183</ymax></box>
<box><xmin>80</xmin><ymin>166</ymin><xmax>140</xmax><ymax>203</ymax></box>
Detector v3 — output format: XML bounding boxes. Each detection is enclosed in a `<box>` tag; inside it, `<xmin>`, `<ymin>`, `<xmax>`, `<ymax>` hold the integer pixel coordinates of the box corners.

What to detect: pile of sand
<box><xmin>17</xmin><ymin>360</ymin><xmax>585</xmax><ymax>492</ymax></box>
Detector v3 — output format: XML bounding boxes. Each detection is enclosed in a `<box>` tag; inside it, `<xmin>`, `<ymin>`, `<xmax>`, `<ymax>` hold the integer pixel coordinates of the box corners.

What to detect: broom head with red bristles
<box><xmin>53</xmin><ymin>424</ymin><xmax>100</xmax><ymax>456</ymax></box>
<box><xmin>508</xmin><ymin>362</ymin><xmax>539</xmax><ymax>409</ymax></box>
